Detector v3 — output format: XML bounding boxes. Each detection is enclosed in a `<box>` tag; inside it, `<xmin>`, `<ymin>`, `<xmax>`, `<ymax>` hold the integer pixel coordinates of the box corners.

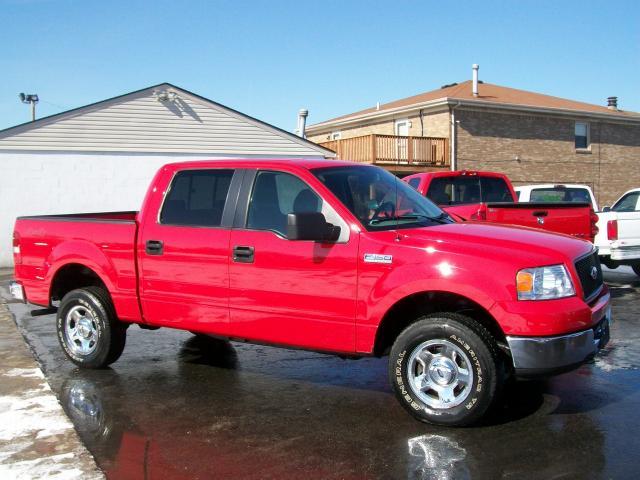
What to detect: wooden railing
<box><xmin>319</xmin><ymin>135</ymin><xmax>449</xmax><ymax>167</ymax></box>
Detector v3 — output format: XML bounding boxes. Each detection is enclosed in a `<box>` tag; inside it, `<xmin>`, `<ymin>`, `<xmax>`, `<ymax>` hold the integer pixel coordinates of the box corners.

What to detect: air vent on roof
<box><xmin>441</xmin><ymin>82</ymin><xmax>458</xmax><ymax>89</ymax></box>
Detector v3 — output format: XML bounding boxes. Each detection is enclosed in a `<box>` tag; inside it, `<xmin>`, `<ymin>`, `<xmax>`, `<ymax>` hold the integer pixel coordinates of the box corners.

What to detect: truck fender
<box><xmin>45</xmin><ymin>240</ymin><xmax>118</xmax><ymax>297</ymax></box>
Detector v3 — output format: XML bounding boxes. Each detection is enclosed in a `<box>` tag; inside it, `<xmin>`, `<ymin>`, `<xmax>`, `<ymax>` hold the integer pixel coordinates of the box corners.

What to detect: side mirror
<box><xmin>287</xmin><ymin>212</ymin><xmax>340</xmax><ymax>242</ymax></box>
<box><xmin>602</xmin><ymin>206</ymin><xmax>611</xmax><ymax>212</ymax></box>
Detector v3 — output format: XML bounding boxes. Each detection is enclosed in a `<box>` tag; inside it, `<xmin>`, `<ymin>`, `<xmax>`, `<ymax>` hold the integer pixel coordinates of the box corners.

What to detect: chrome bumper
<box><xmin>9</xmin><ymin>281</ymin><xmax>26</xmax><ymax>303</ymax></box>
<box><xmin>507</xmin><ymin>304</ymin><xmax>611</xmax><ymax>376</ymax></box>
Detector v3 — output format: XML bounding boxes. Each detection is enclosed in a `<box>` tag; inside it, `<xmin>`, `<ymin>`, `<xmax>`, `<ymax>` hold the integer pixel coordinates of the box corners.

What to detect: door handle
<box><xmin>233</xmin><ymin>245</ymin><xmax>254</xmax><ymax>263</ymax></box>
<box><xmin>532</xmin><ymin>211</ymin><xmax>548</xmax><ymax>217</ymax></box>
<box><xmin>146</xmin><ymin>240</ymin><xmax>164</xmax><ymax>255</ymax></box>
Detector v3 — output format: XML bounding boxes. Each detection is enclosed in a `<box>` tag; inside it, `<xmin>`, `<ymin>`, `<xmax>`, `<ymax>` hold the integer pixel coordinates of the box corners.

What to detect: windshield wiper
<box><xmin>369</xmin><ymin>213</ymin><xmax>450</xmax><ymax>225</ymax></box>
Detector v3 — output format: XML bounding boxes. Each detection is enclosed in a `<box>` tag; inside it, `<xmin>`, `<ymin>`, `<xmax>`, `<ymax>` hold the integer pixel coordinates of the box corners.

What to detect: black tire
<box><xmin>632</xmin><ymin>264</ymin><xmax>640</xmax><ymax>277</ymax></box>
<box><xmin>388</xmin><ymin>312</ymin><xmax>503</xmax><ymax>427</ymax></box>
<box><xmin>56</xmin><ymin>287</ymin><xmax>127</xmax><ymax>369</ymax></box>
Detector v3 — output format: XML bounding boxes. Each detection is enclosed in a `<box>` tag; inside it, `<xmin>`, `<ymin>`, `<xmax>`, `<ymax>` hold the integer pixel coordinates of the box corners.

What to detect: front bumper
<box><xmin>506</xmin><ymin>292</ymin><xmax>611</xmax><ymax>376</ymax></box>
<box><xmin>9</xmin><ymin>281</ymin><xmax>26</xmax><ymax>303</ymax></box>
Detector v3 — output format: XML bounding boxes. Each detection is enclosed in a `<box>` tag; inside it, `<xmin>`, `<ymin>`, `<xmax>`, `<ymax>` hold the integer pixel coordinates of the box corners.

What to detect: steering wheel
<box><xmin>371</xmin><ymin>201</ymin><xmax>396</xmax><ymax>222</ymax></box>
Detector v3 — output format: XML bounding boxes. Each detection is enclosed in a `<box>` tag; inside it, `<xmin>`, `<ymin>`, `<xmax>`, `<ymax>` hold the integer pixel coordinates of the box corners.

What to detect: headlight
<box><xmin>516</xmin><ymin>264</ymin><xmax>575</xmax><ymax>300</ymax></box>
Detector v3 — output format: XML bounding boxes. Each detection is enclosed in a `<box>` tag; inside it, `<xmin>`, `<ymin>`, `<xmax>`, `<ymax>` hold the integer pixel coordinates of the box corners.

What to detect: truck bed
<box><xmin>14</xmin><ymin>211</ymin><xmax>140</xmax><ymax>320</ymax></box>
<box><xmin>442</xmin><ymin>202</ymin><xmax>595</xmax><ymax>242</ymax></box>
<box><xmin>17</xmin><ymin>211</ymin><xmax>138</xmax><ymax>222</ymax></box>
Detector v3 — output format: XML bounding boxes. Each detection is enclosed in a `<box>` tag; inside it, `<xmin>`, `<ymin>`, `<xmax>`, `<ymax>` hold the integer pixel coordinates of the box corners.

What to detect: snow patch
<box><xmin>4</xmin><ymin>368</ymin><xmax>45</xmax><ymax>379</ymax></box>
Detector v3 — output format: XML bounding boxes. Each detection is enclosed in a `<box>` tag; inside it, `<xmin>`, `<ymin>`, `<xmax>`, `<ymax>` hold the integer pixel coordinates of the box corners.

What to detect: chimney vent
<box><xmin>472</xmin><ymin>64</ymin><xmax>479</xmax><ymax>97</ymax></box>
<box><xmin>296</xmin><ymin>109</ymin><xmax>308</xmax><ymax>138</ymax></box>
<box><xmin>607</xmin><ymin>96</ymin><xmax>618</xmax><ymax>110</ymax></box>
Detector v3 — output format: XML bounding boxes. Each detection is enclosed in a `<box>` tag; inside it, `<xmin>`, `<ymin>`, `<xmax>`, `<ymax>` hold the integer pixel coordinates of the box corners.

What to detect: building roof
<box><xmin>308</xmin><ymin>80</ymin><xmax>640</xmax><ymax>131</ymax></box>
<box><xmin>0</xmin><ymin>83</ymin><xmax>335</xmax><ymax>157</ymax></box>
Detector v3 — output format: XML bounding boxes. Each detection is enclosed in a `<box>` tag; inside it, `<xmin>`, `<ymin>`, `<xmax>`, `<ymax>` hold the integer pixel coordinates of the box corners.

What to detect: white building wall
<box><xmin>0</xmin><ymin>151</ymin><xmax>320</xmax><ymax>267</ymax></box>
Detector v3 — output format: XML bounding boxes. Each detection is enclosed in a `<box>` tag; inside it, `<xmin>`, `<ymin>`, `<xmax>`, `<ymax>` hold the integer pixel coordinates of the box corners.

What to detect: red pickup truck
<box><xmin>403</xmin><ymin>171</ymin><xmax>599</xmax><ymax>242</ymax></box>
<box><xmin>11</xmin><ymin>159</ymin><xmax>611</xmax><ymax>426</ymax></box>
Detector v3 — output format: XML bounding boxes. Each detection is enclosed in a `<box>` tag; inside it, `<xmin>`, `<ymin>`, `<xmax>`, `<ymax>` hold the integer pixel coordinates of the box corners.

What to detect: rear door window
<box><xmin>160</xmin><ymin>169</ymin><xmax>234</xmax><ymax>226</ymax></box>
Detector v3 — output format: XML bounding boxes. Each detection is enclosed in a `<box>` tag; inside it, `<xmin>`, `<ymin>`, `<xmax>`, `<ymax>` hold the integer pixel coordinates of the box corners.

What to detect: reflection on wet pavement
<box><xmin>5</xmin><ymin>267</ymin><xmax>640</xmax><ymax>479</ymax></box>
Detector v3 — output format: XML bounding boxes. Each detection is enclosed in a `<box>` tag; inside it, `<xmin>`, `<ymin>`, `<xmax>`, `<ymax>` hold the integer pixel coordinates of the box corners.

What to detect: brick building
<box><xmin>305</xmin><ymin>71</ymin><xmax>640</xmax><ymax>205</ymax></box>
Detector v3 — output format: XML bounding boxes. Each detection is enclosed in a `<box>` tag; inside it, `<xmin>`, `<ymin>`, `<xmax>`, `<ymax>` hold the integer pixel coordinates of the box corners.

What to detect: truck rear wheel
<box><xmin>632</xmin><ymin>265</ymin><xmax>640</xmax><ymax>277</ymax></box>
<box><xmin>56</xmin><ymin>287</ymin><xmax>127</xmax><ymax>369</ymax></box>
<box><xmin>388</xmin><ymin>313</ymin><xmax>503</xmax><ymax>427</ymax></box>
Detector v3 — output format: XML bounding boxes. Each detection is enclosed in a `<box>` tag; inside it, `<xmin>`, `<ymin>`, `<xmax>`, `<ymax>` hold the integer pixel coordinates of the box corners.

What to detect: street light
<box><xmin>19</xmin><ymin>93</ymin><xmax>39</xmax><ymax>121</ymax></box>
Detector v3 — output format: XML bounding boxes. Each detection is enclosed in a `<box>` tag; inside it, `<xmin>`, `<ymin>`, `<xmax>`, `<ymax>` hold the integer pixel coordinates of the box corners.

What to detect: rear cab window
<box><xmin>160</xmin><ymin>169</ymin><xmax>234</xmax><ymax>226</ymax></box>
<box><xmin>426</xmin><ymin>176</ymin><xmax>513</xmax><ymax>205</ymax></box>
<box><xmin>529</xmin><ymin>187</ymin><xmax>592</xmax><ymax>203</ymax></box>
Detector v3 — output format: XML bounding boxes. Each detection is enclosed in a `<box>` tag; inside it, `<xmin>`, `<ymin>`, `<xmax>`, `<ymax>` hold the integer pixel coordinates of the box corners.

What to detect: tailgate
<box><xmin>616</xmin><ymin>211</ymin><xmax>640</xmax><ymax>243</ymax></box>
<box><xmin>483</xmin><ymin>202</ymin><xmax>593</xmax><ymax>240</ymax></box>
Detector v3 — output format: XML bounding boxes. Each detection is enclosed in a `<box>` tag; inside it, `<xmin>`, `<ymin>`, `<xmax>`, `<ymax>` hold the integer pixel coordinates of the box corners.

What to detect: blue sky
<box><xmin>1</xmin><ymin>0</ymin><xmax>638</xmax><ymax>132</ymax></box>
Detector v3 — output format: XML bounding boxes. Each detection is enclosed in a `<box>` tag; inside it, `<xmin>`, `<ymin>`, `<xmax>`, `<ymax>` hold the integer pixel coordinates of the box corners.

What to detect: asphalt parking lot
<box><xmin>2</xmin><ymin>267</ymin><xmax>639</xmax><ymax>479</ymax></box>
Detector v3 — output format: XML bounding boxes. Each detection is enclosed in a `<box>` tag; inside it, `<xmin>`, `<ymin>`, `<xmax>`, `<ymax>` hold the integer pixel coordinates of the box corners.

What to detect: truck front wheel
<box><xmin>388</xmin><ymin>313</ymin><xmax>503</xmax><ymax>426</ymax></box>
<box><xmin>56</xmin><ymin>287</ymin><xmax>127</xmax><ymax>369</ymax></box>
<box><xmin>632</xmin><ymin>265</ymin><xmax>640</xmax><ymax>277</ymax></box>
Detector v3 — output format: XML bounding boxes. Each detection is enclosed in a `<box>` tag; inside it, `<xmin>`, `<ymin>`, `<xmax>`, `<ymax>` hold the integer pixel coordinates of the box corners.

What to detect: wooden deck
<box><xmin>319</xmin><ymin>135</ymin><xmax>449</xmax><ymax>168</ymax></box>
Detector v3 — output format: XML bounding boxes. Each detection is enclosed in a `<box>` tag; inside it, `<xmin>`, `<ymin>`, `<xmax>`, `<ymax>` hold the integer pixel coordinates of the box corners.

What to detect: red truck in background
<box><xmin>403</xmin><ymin>170</ymin><xmax>599</xmax><ymax>242</ymax></box>
<box><xmin>11</xmin><ymin>159</ymin><xmax>611</xmax><ymax>426</ymax></box>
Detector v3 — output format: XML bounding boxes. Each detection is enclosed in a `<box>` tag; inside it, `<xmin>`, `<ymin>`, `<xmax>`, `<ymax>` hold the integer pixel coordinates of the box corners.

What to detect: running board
<box><xmin>30</xmin><ymin>307</ymin><xmax>58</xmax><ymax>317</ymax></box>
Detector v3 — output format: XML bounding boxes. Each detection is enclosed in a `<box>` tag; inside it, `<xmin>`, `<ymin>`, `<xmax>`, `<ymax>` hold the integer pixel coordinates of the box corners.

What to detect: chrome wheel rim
<box><xmin>65</xmin><ymin>305</ymin><xmax>99</xmax><ymax>356</ymax></box>
<box><xmin>407</xmin><ymin>339</ymin><xmax>474</xmax><ymax>409</ymax></box>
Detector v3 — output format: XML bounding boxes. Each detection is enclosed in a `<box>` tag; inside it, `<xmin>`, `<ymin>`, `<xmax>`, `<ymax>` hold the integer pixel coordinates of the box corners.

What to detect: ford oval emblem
<box><xmin>590</xmin><ymin>266</ymin><xmax>598</xmax><ymax>280</ymax></box>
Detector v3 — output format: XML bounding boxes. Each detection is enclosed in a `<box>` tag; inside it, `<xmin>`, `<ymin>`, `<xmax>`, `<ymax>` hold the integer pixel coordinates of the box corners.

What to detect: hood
<box><xmin>393</xmin><ymin>222</ymin><xmax>593</xmax><ymax>268</ymax></box>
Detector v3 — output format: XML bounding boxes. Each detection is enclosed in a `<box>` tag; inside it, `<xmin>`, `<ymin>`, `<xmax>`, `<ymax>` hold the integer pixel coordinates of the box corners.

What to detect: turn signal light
<box><xmin>607</xmin><ymin>220</ymin><xmax>618</xmax><ymax>241</ymax></box>
<box><xmin>516</xmin><ymin>271</ymin><xmax>534</xmax><ymax>293</ymax></box>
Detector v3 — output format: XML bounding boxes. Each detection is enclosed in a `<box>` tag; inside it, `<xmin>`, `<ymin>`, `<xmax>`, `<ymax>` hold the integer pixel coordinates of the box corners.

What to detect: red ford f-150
<box><xmin>403</xmin><ymin>170</ymin><xmax>599</xmax><ymax>242</ymax></box>
<box><xmin>11</xmin><ymin>159</ymin><xmax>611</xmax><ymax>426</ymax></box>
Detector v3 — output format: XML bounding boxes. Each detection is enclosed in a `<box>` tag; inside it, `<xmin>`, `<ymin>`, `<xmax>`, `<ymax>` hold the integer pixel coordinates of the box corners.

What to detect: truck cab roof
<box><xmin>162</xmin><ymin>158</ymin><xmax>358</xmax><ymax>172</ymax></box>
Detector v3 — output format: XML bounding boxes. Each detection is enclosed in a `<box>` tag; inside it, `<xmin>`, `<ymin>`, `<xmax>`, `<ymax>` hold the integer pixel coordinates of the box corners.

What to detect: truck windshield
<box><xmin>312</xmin><ymin>166</ymin><xmax>450</xmax><ymax>231</ymax></box>
<box><xmin>426</xmin><ymin>176</ymin><xmax>514</xmax><ymax>205</ymax></box>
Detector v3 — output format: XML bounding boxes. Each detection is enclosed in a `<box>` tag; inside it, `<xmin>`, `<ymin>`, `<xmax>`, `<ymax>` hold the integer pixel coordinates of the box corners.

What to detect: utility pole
<box><xmin>19</xmin><ymin>93</ymin><xmax>39</xmax><ymax>121</ymax></box>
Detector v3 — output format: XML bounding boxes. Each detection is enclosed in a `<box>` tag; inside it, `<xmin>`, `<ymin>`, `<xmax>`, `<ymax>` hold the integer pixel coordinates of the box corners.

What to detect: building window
<box><xmin>331</xmin><ymin>131</ymin><xmax>342</xmax><ymax>140</ymax></box>
<box><xmin>575</xmin><ymin>122</ymin><xmax>590</xmax><ymax>150</ymax></box>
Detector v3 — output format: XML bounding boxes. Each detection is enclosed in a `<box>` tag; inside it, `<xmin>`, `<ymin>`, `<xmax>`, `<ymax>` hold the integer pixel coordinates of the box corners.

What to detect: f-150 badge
<box><xmin>364</xmin><ymin>253</ymin><xmax>393</xmax><ymax>264</ymax></box>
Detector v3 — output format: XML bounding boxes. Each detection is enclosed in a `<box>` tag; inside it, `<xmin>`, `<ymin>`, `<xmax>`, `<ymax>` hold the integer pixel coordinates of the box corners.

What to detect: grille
<box><xmin>574</xmin><ymin>251</ymin><xmax>603</xmax><ymax>301</ymax></box>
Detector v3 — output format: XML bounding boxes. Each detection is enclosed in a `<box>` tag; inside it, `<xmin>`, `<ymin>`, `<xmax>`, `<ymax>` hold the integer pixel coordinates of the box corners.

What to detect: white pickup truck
<box><xmin>516</xmin><ymin>184</ymin><xmax>640</xmax><ymax>277</ymax></box>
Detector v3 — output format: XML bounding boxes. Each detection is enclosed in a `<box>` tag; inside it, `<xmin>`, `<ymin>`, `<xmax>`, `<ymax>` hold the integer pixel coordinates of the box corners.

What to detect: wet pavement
<box><xmin>2</xmin><ymin>267</ymin><xmax>640</xmax><ymax>479</ymax></box>
<box><xmin>0</xmin><ymin>289</ymin><xmax>102</xmax><ymax>479</ymax></box>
